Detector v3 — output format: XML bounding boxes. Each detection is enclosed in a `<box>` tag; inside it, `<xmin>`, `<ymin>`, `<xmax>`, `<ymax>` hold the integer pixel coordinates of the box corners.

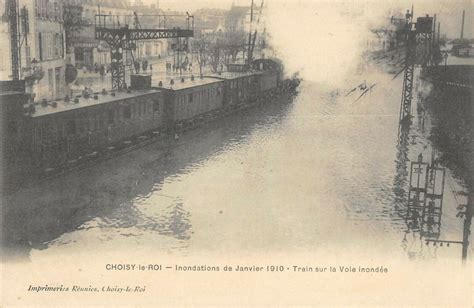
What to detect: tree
<box><xmin>208</xmin><ymin>35</ymin><xmax>223</xmax><ymax>73</ymax></box>
<box><xmin>190</xmin><ymin>29</ymin><xmax>247</xmax><ymax>74</ymax></box>
<box><xmin>192</xmin><ymin>36</ymin><xmax>209</xmax><ymax>77</ymax></box>
<box><xmin>222</xmin><ymin>30</ymin><xmax>246</xmax><ymax>63</ymax></box>
<box><xmin>63</xmin><ymin>4</ymin><xmax>88</xmax><ymax>52</ymax></box>
<box><xmin>191</xmin><ymin>32</ymin><xmax>225</xmax><ymax>74</ymax></box>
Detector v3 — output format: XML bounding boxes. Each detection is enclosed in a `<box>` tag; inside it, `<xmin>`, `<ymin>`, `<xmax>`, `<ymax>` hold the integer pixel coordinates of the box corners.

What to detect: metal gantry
<box><xmin>396</xmin><ymin>10</ymin><xmax>471</xmax><ymax>263</ymax></box>
<box><xmin>421</xmin><ymin>157</ymin><xmax>446</xmax><ymax>237</ymax></box>
<box><xmin>397</xmin><ymin>14</ymin><xmax>434</xmax><ymax>124</ymax></box>
<box><xmin>95</xmin><ymin>13</ymin><xmax>194</xmax><ymax>89</ymax></box>
<box><xmin>399</xmin><ymin>30</ymin><xmax>417</xmax><ymax>124</ymax></box>
<box><xmin>425</xmin><ymin>195</ymin><xmax>473</xmax><ymax>263</ymax></box>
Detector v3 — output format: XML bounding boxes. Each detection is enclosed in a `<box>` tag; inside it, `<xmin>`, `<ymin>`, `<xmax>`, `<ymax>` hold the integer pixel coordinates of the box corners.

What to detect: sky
<box><xmin>140</xmin><ymin>0</ymin><xmax>234</xmax><ymax>11</ymax></box>
<box><xmin>149</xmin><ymin>0</ymin><xmax>471</xmax><ymax>39</ymax></box>
<box><xmin>145</xmin><ymin>0</ymin><xmax>471</xmax><ymax>84</ymax></box>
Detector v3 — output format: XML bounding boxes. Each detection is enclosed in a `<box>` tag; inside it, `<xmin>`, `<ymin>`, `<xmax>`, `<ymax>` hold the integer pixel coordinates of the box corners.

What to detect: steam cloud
<box><xmin>264</xmin><ymin>0</ymin><xmax>388</xmax><ymax>86</ymax></box>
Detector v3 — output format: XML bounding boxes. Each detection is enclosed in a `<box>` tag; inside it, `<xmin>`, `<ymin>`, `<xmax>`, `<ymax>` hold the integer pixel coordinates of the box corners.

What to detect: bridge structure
<box><xmin>95</xmin><ymin>11</ymin><xmax>194</xmax><ymax>90</ymax></box>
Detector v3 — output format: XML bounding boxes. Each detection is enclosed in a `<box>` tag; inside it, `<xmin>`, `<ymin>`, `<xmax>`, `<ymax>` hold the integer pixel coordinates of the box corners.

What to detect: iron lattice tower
<box><xmin>399</xmin><ymin>30</ymin><xmax>417</xmax><ymax>124</ymax></box>
<box><xmin>398</xmin><ymin>15</ymin><xmax>433</xmax><ymax>125</ymax></box>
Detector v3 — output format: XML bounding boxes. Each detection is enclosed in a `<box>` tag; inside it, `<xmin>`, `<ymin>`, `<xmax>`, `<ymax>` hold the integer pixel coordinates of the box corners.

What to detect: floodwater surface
<box><xmin>2</xmin><ymin>71</ymin><xmax>469</xmax><ymax>262</ymax></box>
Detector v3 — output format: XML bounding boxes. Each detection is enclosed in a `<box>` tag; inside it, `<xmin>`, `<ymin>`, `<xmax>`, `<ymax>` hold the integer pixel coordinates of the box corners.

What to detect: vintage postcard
<box><xmin>0</xmin><ymin>0</ymin><xmax>472</xmax><ymax>306</ymax></box>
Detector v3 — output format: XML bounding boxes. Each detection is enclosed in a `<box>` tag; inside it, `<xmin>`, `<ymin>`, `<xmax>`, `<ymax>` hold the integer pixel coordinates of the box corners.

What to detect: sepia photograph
<box><xmin>0</xmin><ymin>0</ymin><xmax>472</xmax><ymax>306</ymax></box>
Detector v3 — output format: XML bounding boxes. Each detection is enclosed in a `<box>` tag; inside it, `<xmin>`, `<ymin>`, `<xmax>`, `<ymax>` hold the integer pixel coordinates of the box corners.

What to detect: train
<box><xmin>1</xmin><ymin>58</ymin><xmax>300</xmax><ymax>189</ymax></box>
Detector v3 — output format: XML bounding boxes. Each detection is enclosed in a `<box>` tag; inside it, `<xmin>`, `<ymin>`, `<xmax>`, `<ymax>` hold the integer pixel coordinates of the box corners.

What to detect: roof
<box><xmin>205</xmin><ymin>71</ymin><xmax>262</xmax><ymax>80</ymax></box>
<box><xmin>252</xmin><ymin>58</ymin><xmax>284</xmax><ymax>71</ymax></box>
<box><xmin>30</xmin><ymin>89</ymin><xmax>160</xmax><ymax>118</ymax></box>
<box><xmin>153</xmin><ymin>76</ymin><xmax>223</xmax><ymax>91</ymax></box>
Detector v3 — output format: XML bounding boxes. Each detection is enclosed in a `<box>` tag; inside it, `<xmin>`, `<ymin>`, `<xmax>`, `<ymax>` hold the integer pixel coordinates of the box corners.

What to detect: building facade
<box><xmin>0</xmin><ymin>0</ymin><xmax>67</xmax><ymax>101</ymax></box>
<box><xmin>71</xmin><ymin>0</ymin><xmax>168</xmax><ymax>70</ymax></box>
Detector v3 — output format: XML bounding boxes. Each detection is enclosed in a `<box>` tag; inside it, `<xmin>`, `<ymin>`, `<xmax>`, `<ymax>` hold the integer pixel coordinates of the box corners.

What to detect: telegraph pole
<box><xmin>8</xmin><ymin>0</ymin><xmax>20</xmax><ymax>80</ymax></box>
<box><xmin>437</xmin><ymin>22</ymin><xmax>440</xmax><ymax>44</ymax></box>
<box><xmin>247</xmin><ymin>0</ymin><xmax>254</xmax><ymax>64</ymax></box>
<box><xmin>431</xmin><ymin>14</ymin><xmax>436</xmax><ymax>65</ymax></box>
<box><xmin>461</xmin><ymin>195</ymin><xmax>473</xmax><ymax>263</ymax></box>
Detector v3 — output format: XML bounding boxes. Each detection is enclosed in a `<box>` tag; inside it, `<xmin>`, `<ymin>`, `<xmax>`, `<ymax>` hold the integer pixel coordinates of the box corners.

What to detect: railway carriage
<box><xmin>1</xmin><ymin>57</ymin><xmax>292</xmax><ymax>182</ymax></box>
<box><xmin>206</xmin><ymin>71</ymin><xmax>262</xmax><ymax>106</ymax></box>
<box><xmin>25</xmin><ymin>90</ymin><xmax>165</xmax><ymax>164</ymax></box>
<box><xmin>155</xmin><ymin>76</ymin><xmax>225</xmax><ymax>123</ymax></box>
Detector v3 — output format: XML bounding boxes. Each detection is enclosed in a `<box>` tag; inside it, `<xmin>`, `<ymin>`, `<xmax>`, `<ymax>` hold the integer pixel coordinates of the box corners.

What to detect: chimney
<box><xmin>461</xmin><ymin>10</ymin><xmax>465</xmax><ymax>39</ymax></box>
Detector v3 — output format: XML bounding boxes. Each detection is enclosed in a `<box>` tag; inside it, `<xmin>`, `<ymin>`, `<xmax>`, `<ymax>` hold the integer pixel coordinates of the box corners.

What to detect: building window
<box><xmin>188</xmin><ymin>93</ymin><xmax>193</xmax><ymax>103</ymax></box>
<box><xmin>8</xmin><ymin>121</ymin><xmax>18</xmax><ymax>134</ymax></box>
<box><xmin>67</xmin><ymin>120</ymin><xmax>76</xmax><ymax>135</ymax></box>
<box><xmin>48</xmin><ymin>33</ymin><xmax>54</xmax><ymax>59</ymax></box>
<box><xmin>54</xmin><ymin>34</ymin><xmax>59</xmax><ymax>57</ymax></box>
<box><xmin>48</xmin><ymin>68</ymin><xmax>54</xmax><ymax>94</ymax></box>
<box><xmin>55</xmin><ymin>67</ymin><xmax>61</xmax><ymax>97</ymax></box>
<box><xmin>108</xmin><ymin>110</ymin><xmax>114</xmax><ymax>124</ymax></box>
<box><xmin>54</xmin><ymin>2</ymin><xmax>58</xmax><ymax>21</ymax></box>
<box><xmin>46</xmin><ymin>0</ymin><xmax>51</xmax><ymax>19</ymax></box>
<box><xmin>25</xmin><ymin>46</ymin><xmax>31</xmax><ymax>66</ymax></box>
<box><xmin>38</xmin><ymin>33</ymin><xmax>43</xmax><ymax>60</ymax></box>
<box><xmin>132</xmin><ymin>104</ymin><xmax>137</xmax><ymax>117</ymax></box>
<box><xmin>42</xmin><ymin>0</ymin><xmax>47</xmax><ymax>19</ymax></box>
<box><xmin>60</xmin><ymin>34</ymin><xmax>64</xmax><ymax>58</ymax></box>
<box><xmin>153</xmin><ymin>100</ymin><xmax>160</xmax><ymax>112</ymax></box>
<box><xmin>124</xmin><ymin>105</ymin><xmax>131</xmax><ymax>119</ymax></box>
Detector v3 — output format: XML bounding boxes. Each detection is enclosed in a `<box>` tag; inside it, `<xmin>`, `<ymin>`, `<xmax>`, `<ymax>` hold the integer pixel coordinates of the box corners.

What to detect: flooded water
<box><xmin>2</xmin><ymin>70</ymin><xmax>469</xmax><ymax>262</ymax></box>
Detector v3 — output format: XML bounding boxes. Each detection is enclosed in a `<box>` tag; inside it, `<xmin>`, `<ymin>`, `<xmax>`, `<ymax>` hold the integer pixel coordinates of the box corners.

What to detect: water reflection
<box><xmin>393</xmin><ymin>124</ymin><xmax>410</xmax><ymax>217</ymax></box>
<box><xmin>393</xmin><ymin>113</ymin><xmax>469</xmax><ymax>261</ymax></box>
<box><xmin>2</xmin><ymin>94</ymin><xmax>294</xmax><ymax>259</ymax></box>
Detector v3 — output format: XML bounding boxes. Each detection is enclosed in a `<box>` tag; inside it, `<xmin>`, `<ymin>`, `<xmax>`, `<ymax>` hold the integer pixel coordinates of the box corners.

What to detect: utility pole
<box><xmin>247</xmin><ymin>0</ymin><xmax>254</xmax><ymax>64</ymax></box>
<box><xmin>8</xmin><ymin>0</ymin><xmax>20</xmax><ymax>80</ymax></box>
<box><xmin>461</xmin><ymin>195</ymin><xmax>473</xmax><ymax>263</ymax></box>
<box><xmin>432</xmin><ymin>15</ymin><xmax>436</xmax><ymax>47</ymax></box>
<box><xmin>431</xmin><ymin>14</ymin><xmax>436</xmax><ymax>66</ymax></box>
<box><xmin>437</xmin><ymin>22</ymin><xmax>440</xmax><ymax>43</ymax></box>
